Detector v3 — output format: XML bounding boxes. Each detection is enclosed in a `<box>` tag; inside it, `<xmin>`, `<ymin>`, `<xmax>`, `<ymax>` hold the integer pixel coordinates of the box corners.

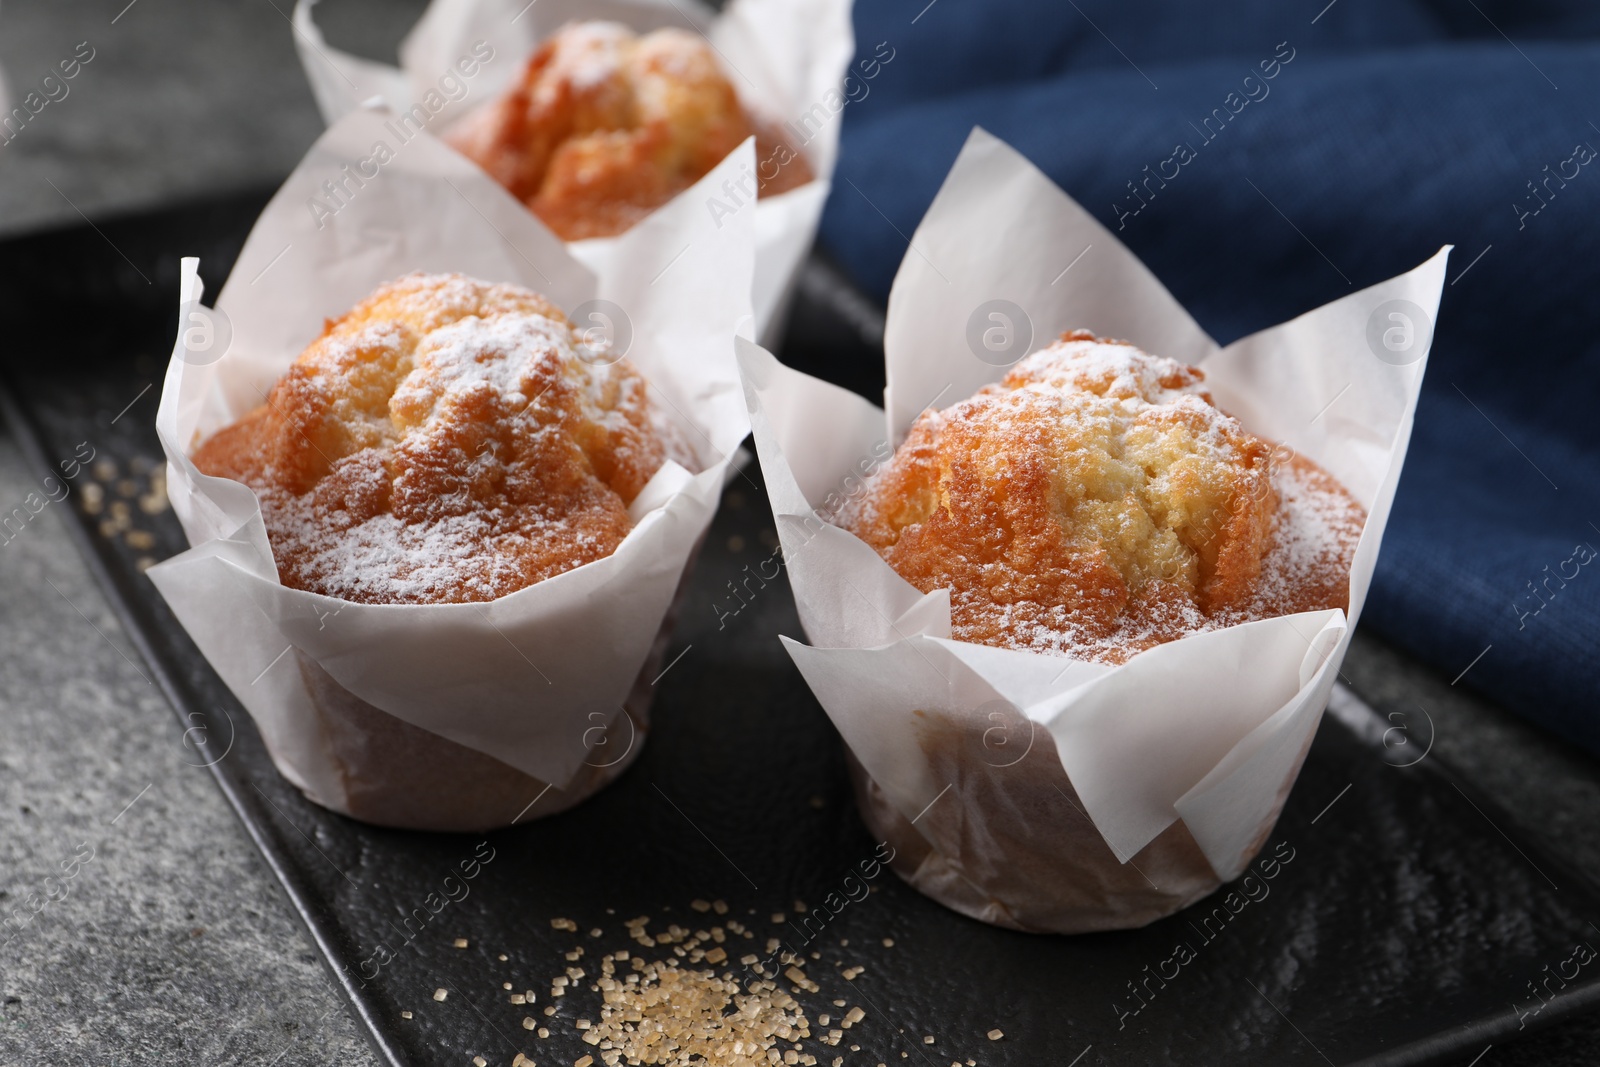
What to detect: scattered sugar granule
<box><xmin>454</xmin><ymin>938</ymin><xmax>469</xmax><ymax>949</ymax></box>
<box><xmin>473</xmin><ymin>1057</ymin><xmax>486</xmax><ymax>1066</ymax></box>
<box><xmin>691</xmin><ymin>899</ymin><xmax>712</xmax><ymax>913</ymax></box>
<box><xmin>400</xmin><ymin>1011</ymin><xmax>413</xmax><ymax>1020</ymax></box>
<box><xmin>583</xmin><ymin>952</ymin><xmax>812</xmax><ymax>1064</ymax></box>
<box><xmin>551</xmin><ymin>918</ymin><xmax>578</xmax><ymax>931</ymax></box>
<box><xmin>987</xmin><ymin>1029</ymin><xmax>1004</xmax><ymax>1041</ymax></box>
<box><xmin>433</xmin><ymin>988</ymin><xmax>449</xmax><ymax>1002</ymax></box>
<box><xmin>882</xmin><ymin>938</ymin><xmax>895</xmax><ymax>948</ymax></box>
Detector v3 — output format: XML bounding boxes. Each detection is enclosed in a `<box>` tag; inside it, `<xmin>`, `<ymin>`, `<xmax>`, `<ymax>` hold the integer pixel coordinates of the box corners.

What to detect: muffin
<box><xmin>446</xmin><ymin>21</ymin><xmax>814</xmax><ymax>240</ymax></box>
<box><xmin>194</xmin><ymin>272</ymin><xmax>691</xmax><ymax>604</ymax></box>
<box><xmin>812</xmin><ymin>330</ymin><xmax>1367</xmax><ymax>929</ymax></box>
<box><xmin>189</xmin><ymin>272</ymin><xmax>694</xmax><ymax>830</ymax></box>
<box><xmin>838</xmin><ymin>330</ymin><xmax>1365</xmax><ymax>664</ymax></box>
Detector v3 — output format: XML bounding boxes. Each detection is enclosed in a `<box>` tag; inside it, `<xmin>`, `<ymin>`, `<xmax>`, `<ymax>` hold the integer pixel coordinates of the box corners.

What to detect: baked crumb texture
<box><xmin>193</xmin><ymin>272</ymin><xmax>677</xmax><ymax>605</ymax></box>
<box><xmin>840</xmin><ymin>330</ymin><xmax>1366</xmax><ymax>664</ymax></box>
<box><xmin>446</xmin><ymin>21</ymin><xmax>813</xmax><ymax>240</ymax></box>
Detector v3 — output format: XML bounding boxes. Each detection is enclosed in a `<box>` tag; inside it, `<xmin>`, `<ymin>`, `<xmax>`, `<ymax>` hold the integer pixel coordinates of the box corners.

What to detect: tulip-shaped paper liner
<box><xmin>292</xmin><ymin>0</ymin><xmax>855</xmax><ymax>342</ymax></box>
<box><xmin>740</xmin><ymin>127</ymin><xmax>1448</xmax><ymax>931</ymax></box>
<box><xmin>148</xmin><ymin>104</ymin><xmax>755</xmax><ymax>826</ymax></box>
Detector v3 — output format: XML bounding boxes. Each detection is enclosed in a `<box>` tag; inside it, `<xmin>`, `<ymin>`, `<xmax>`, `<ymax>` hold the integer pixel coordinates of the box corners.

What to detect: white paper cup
<box><xmin>739</xmin><ymin>127</ymin><xmax>1449</xmax><ymax>931</ymax></box>
<box><xmin>287</xmin><ymin>545</ymin><xmax>696</xmax><ymax>832</ymax></box>
<box><xmin>149</xmin><ymin>107</ymin><xmax>755</xmax><ymax>831</ymax></box>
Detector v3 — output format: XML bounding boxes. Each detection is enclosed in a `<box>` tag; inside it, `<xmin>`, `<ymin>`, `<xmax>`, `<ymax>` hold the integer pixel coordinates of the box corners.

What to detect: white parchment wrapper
<box><xmin>741</xmin><ymin>128</ymin><xmax>1449</xmax><ymax>931</ymax></box>
<box><xmin>147</xmin><ymin>104</ymin><xmax>755</xmax><ymax>828</ymax></box>
<box><xmin>291</xmin><ymin>0</ymin><xmax>853</xmax><ymax>343</ymax></box>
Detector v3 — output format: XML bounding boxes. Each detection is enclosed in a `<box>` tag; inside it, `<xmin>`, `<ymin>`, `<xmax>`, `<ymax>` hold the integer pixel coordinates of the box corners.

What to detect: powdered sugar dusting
<box><xmin>949</xmin><ymin>454</ymin><xmax>1363</xmax><ymax>664</ymax></box>
<box><xmin>193</xmin><ymin>273</ymin><xmax>681</xmax><ymax>606</ymax></box>
<box><xmin>1007</xmin><ymin>333</ymin><xmax>1211</xmax><ymax>407</ymax></box>
<box><xmin>547</xmin><ymin>21</ymin><xmax>633</xmax><ymax>91</ymax></box>
<box><xmin>838</xmin><ymin>330</ymin><xmax>1365</xmax><ymax>665</ymax></box>
<box><xmin>1237</xmin><ymin>455</ymin><xmax>1365</xmax><ymax>620</ymax></box>
<box><xmin>258</xmin><ymin>491</ymin><xmax>621</xmax><ymax>604</ymax></box>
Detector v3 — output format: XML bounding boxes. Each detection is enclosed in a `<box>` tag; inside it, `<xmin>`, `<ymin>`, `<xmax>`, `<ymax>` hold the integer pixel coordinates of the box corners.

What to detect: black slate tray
<box><xmin>3</xmin><ymin>189</ymin><xmax>1600</xmax><ymax>1067</ymax></box>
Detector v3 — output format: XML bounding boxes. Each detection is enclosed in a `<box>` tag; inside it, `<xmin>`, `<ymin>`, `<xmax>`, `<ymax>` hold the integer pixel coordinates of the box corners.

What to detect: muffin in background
<box><xmin>446</xmin><ymin>22</ymin><xmax>814</xmax><ymax>240</ymax></box>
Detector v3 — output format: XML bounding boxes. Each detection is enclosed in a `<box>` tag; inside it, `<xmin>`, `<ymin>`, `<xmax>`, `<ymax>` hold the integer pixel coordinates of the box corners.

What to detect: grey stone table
<box><xmin>0</xmin><ymin>3</ymin><xmax>1596</xmax><ymax>1064</ymax></box>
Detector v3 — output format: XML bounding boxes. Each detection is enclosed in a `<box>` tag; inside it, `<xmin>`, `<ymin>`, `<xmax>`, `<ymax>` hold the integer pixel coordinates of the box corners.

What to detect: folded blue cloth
<box><xmin>817</xmin><ymin>2</ymin><xmax>1600</xmax><ymax>751</ymax></box>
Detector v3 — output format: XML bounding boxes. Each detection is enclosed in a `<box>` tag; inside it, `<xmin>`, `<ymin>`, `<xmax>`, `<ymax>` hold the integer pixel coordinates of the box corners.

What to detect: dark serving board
<box><xmin>3</xmin><ymin>189</ymin><xmax>1600</xmax><ymax>1067</ymax></box>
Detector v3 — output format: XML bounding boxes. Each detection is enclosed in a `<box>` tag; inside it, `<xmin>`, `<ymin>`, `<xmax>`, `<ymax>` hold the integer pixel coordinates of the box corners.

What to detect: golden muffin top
<box><xmin>839</xmin><ymin>331</ymin><xmax>1365</xmax><ymax>663</ymax></box>
<box><xmin>194</xmin><ymin>273</ymin><xmax>684</xmax><ymax>604</ymax></box>
<box><xmin>446</xmin><ymin>21</ymin><xmax>812</xmax><ymax>240</ymax></box>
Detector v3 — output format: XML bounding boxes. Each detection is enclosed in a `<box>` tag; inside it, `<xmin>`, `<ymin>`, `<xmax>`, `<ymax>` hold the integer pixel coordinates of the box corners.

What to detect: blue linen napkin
<box><xmin>815</xmin><ymin>1</ymin><xmax>1600</xmax><ymax>751</ymax></box>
